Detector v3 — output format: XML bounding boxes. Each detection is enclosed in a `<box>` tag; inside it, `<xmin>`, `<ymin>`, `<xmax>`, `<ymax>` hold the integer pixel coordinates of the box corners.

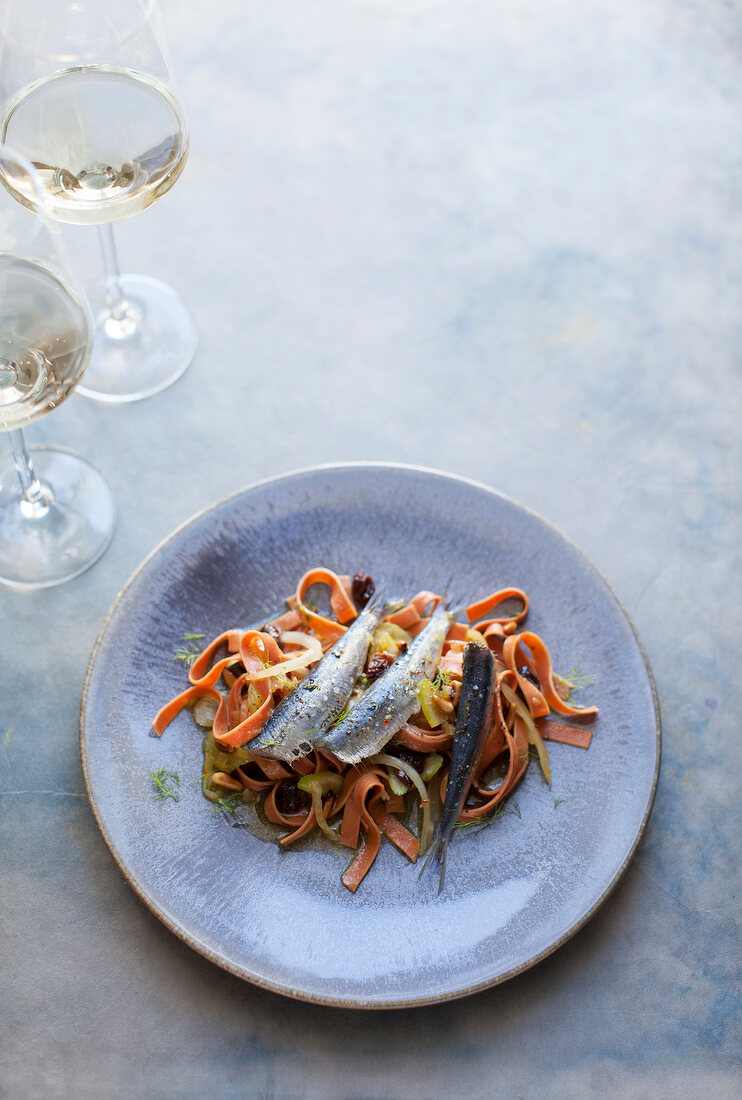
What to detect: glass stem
<box><xmin>9</xmin><ymin>428</ymin><xmax>51</xmax><ymax>508</ymax></box>
<box><xmin>97</xmin><ymin>223</ymin><xmax>130</xmax><ymax>322</ymax></box>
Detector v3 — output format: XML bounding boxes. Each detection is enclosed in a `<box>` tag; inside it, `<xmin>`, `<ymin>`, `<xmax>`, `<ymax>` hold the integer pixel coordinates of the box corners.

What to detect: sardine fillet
<box><xmin>320</xmin><ymin>603</ymin><xmax>453</xmax><ymax>764</ymax></box>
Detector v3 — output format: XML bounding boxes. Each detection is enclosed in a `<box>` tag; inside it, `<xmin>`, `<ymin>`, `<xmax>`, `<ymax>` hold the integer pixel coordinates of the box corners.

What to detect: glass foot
<box><xmin>76</xmin><ymin>274</ymin><xmax>197</xmax><ymax>403</ymax></box>
<box><xmin>0</xmin><ymin>446</ymin><xmax>116</xmax><ymax>589</ymax></box>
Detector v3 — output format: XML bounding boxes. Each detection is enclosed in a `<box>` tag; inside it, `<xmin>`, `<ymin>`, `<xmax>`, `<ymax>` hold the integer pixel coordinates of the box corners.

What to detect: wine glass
<box><xmin>0</xmin><ymin>0</ymin><xmax>196</xmax><ymax>403</ymax></box>
<box><xmin>0</xmin><ymin>142</ymin><xmax>115</xmax><ymax>588</ymax></box>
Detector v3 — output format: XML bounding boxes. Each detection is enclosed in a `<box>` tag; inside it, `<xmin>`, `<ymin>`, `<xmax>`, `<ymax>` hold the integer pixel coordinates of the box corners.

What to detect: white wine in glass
<box><xmin>0</xmin><ymin>1</ymin><xmax>196</xmax><ymax>403</ymax></box>
<box><xmin>0</xmin><ymin>255</ymin><xmax>92</xmax><ymax>426</ymax></box>
<box><xmin>0</xmin><ymin>143</ymin><xmax>115</xmax><ymax>588</ymax></box>
<box><xmin>1</xmin><ymin>65</ymin><xmax>188</xmax><ymax>225</ymax></box>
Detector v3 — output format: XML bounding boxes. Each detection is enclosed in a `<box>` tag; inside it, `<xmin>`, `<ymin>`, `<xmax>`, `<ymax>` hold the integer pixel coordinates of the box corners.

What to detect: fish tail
<box><xmin>365</xmin><ymin>586</ymin><xmax>384</xmax><ymax>610</ymax></box>
<box><xmin>418</xmin><ymin>829</ymin><xmax>450</xmax><ymax>893</ymax></box>
<box><xmin>381</xmin><ymin>596</ymin><xmax>405</xmax><ymax>616</ymax></box>
<box><xmin>438</xmin><ymin>570</ymin><xmax>470</xmax><ymax>620</ymax></box>
<box><xmin>448</xmin><ymin>592</ymin><xmax>470</xmax><ymax>621</ymax></box>
<box><xmin>437</xmin><ymin>847</ymin><xmax>448</xmax><ymax>895</ymax></box>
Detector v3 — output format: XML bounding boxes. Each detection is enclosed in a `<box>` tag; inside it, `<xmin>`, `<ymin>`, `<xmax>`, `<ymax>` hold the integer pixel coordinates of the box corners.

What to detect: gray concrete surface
<box><xmin>1</xmin><ymin>1</ymin><xmax>740</xmax><ymax>1097</ymax></box>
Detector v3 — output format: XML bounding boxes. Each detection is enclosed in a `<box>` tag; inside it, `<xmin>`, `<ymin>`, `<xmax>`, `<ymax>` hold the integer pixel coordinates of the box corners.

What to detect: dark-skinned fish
<box><xmin>421</xmin><ymin>640</ymin><xmax>496</xmax><ymax>892</ymax></box>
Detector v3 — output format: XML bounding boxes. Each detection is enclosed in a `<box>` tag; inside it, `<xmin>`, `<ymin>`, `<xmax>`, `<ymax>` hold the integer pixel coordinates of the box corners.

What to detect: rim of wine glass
<box><xmin>0</xmin><ymin>0</ymin><xmax>158</xmax><ymax>61</ymax></box>
<box><xmin>0</xmin><ymin>140</ymin><xmax>49</xmax><ymax>252</ymax></box>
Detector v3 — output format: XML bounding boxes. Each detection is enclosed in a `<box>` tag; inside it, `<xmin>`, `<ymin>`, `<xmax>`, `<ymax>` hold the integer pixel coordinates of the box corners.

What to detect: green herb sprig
<box><xmin>209</xmin><ymin>792</ymin><xmax>250</xmax><ymax>825</ymax></box>
<box><xmin>173</xmin><ymin>632</ymin><xmax>205</xmax><ymax>667</ymax></box>
<box><xmin>330</xmin><ymin>705</ymin><xmax>350</xmax><ymax>728</ymax></box>
<box><xmin>454</xmin><ymin>803</ymin><xmax>506</xmax><ymax>830</ymax></box>
<box><xmin>555</xmin><ymin>666</ymin><xmax>595</xmax><ymax>704</ymax></box>
<box><xmin>455</xmin><ymin>795</ymin><xmax>523</xmax><ymax>830</ymax></box>
<box><xmin>151</xmin><ymin>767</ymin><xmax>180</xmax><ymax>802</ymax></box>
<box><xmin>289</xmin><ymin>704</ymin><xmax>352</xmax><ymax>745</ymax></box>
<box><xmin>209</xmin><ymin>792</ymin><xmax>243</xmax><ymax>814</ymax></box>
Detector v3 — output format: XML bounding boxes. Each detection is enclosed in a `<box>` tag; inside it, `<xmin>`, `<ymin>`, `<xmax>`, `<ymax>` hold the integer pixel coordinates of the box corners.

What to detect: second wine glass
<box><xmin>0</xmin><ymin>143</ymin><xmax>115</xmax><ymax>588</ymax></box>
<box><xmin>0</xmin><ymin>0</ymin><xmax>197</xmax><ymax>402</ymax></box>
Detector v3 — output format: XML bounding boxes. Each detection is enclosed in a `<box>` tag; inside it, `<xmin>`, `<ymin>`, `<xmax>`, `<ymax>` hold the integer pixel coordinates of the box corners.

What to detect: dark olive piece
<box><xmin>352</xmin><ymin>573</ymin><xmax>375</xmax><ymax>607</ymax></box>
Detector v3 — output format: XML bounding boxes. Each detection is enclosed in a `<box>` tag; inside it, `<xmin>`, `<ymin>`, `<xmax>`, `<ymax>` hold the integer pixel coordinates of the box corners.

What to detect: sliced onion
<box><xmin>501</xmin><ymin>681</ymin><xmax>551</xmax><ymax>784</ymax></box>
<box><xmin>419</xmin><ymin>782</ymin><xmax>436</xmax><ymax>854</ymax></box>
<box><xmin>279</xmin><ymin>631</ymin><xmax>323</xmax><ymax>656</ymax></box>
<box><xmin>372</xmin><ymin>753</ymin><xmax>427</xmax><ymax>802</ymax></box>
<box><xmin>371</xmin><ymin>752</ymin><xmax>433</xmax><ymax>855</ymax></box>
<box><xmin>248</xmin><ymin>632</ymin><xmax>323</xmax><ymax>681</ymax></box>
<box><xmin>298</xmin><ymin>772</ymin><xmax>344</xmax><ymax>844</ymax></box>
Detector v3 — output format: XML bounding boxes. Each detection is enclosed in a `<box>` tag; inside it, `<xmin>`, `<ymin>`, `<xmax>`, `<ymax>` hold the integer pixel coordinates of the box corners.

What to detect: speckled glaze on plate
<box><xmin>80</xmin><ymin>463</ymin><xmax>660</xmax><ymax>1008</ymax></box>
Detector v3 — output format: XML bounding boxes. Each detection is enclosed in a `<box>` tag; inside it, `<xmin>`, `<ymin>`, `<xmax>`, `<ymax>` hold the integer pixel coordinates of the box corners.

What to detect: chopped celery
<box><xmin>421</xmin><ymin>753</ymin><xmax>444</xmax><ymax>782</ymax></box>
<box><xmin>418</xmin><ymin>677</ymin><xmax>447</xmax><ymax>728</ymax></box>
<box><xmin>386</xmin><ymin>769</ymin><xmax>409</xmax><ymax>797</ymax></box>
<box><xmin>202</xmin><ymin>731</ymin><xmax>254</xmax><ymax>776</ymax></box>
<box><xmin>369</xmin><ymin>622</ymin><xmax>413</xmax><ymax>659</ymax></box>
<box><xmin>297</xmin><ymin>771</ymin><xmax>344</xmax><ymax>795</ymax></box>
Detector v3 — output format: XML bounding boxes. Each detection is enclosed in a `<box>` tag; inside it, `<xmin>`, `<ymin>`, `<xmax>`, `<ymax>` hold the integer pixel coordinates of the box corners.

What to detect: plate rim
<box><xmin>79</xmin><ymin>461</ymin><xmax>661</xmax><ymax>1009</ymax></box>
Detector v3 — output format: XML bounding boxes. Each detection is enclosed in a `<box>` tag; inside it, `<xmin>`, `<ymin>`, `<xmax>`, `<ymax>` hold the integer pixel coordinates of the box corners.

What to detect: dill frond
<box><xmin>454</xmin><ymin>803</ymin><xmax>505</xmax><ymax>830</ymax></box>
<box><xmin>433</xmin><ymin>669</ymin><xmax>450</xmax><ymax>693</ymax></box>
<box><xmin>209</xmin><ymin>792</ymin><xmax>244</xmax><ymax>817</ymax></box>
<box><xmin>555</xmin><ymin>666</ymin><xmax>595</xmax><ymax>703</ymax></box>
<box><xmin>173</xmin><ymin>632</ymin><xmax>205</xmax><ymax>667</ymax></box>
<box><xmin>151</xmin><ymin>767</ymin><xmax>180</xmax><ymax>802</ymax></box>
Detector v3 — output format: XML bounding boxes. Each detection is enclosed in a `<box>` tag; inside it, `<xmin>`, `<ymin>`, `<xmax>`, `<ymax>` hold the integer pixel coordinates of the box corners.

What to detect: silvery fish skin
<box><xmin>246</xmin><ymin>595</ymin><xmax>387</xmax><ymax>762</ymax></box>
<box><xmin>319</xmin><ymin>602</ymin><xmax>453</xmax><ymax>765</ymax></box>
<box><xmin>421</xmin><ymin>640</ymin><xmax>496</xmax><ymax>893</ymax></box>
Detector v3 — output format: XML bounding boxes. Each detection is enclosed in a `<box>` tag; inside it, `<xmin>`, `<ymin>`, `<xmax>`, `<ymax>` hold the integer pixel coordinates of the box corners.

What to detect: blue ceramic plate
<box><xmin>80</xmin><ymin>463</ymin><xmax>660</xmax><ymax>1008</ymax></box>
